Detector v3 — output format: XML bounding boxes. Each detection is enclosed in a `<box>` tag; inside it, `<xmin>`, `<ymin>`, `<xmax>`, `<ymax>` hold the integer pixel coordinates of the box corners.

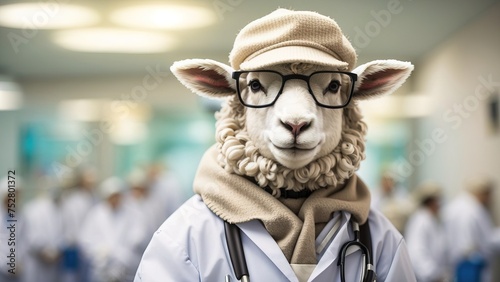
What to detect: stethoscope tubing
<box><xmin>224</xmin><ymin>221</ymin><xmax>250</xmax><ymax>282</ymax></box>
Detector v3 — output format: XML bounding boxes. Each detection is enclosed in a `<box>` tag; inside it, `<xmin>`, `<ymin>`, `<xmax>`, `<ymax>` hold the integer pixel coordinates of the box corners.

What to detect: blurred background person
<box><xmin>371</xmin><ymin>172</ymin><xmax>414</xmax><ymax>234</ymax></box>
<box><xmin>405</xmin><ymin>182</ymin><xmax>450</xmax><ymax>282</ymax></box>
<box><xmin>78</xmin><ymin>177</ymin><xmax>146</xmax><ymax>282</ymax></box>
<box><xmin>145</xmin><ymin>163</ymin><xmax>185</xmax><ymax>227</ymax></box>
<box><xmin>443</xmin><ymin>177</ymin><xmax>500</xmax><ymax>282</ymax></box>
<box><xmin>21</xmin><ymin>175</ymin><xmax>64</xmax><ymax>282</ymax></box>
<box><xmin>60</xmin><ymin>166</ymin><xmax>99</xmax><ymax>282</ymax></box>
<box><xmin>125</xmin><ymin>168</ymin><xmax>157</xmax><ymax>255</ymax></box>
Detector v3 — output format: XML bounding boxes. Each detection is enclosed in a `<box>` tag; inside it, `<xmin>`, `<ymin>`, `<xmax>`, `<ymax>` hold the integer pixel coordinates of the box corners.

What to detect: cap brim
<box><xmin>239</xmin><ymin>45</ymin><xmax>348</xmax><ymax>71</ymax></box>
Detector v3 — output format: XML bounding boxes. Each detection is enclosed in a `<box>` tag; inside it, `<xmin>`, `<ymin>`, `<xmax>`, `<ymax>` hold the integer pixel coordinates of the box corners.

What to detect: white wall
<box><xmin>415</xmin><ymin>3</ymin><xmax>500</xmax><ymax>219</ymax></box>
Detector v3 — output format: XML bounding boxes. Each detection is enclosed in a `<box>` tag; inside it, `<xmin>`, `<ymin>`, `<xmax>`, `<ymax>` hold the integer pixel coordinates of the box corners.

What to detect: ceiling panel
<box><xmin>0</xmin><ymin>0</ymin><xmax>498</xmax><ymax>78</ymax></box>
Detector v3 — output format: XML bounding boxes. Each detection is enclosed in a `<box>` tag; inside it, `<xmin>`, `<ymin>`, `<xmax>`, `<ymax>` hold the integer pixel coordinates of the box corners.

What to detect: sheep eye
<box><xmin>249</xmin><ymin>79</ymin><xmax>263</xmax><ymax>93</ymax></box>
<box><xmin>326</xmin><ymin>80</ymin><xmax>341</xmax><ymax>94</ymax></box>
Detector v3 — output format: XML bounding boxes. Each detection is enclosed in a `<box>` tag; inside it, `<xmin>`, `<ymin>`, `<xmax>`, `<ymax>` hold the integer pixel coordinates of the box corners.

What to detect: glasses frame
<box><xmin>232</xmin><ymin>70</ymin><xmax>358</xmax><ymax>109</ymax></box>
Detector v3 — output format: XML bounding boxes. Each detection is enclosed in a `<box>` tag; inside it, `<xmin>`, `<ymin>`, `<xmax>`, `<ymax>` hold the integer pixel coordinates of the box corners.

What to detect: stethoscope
<box><xmin>337</xmin><ymin>221</ymin><xmax>376</xmax><ymax>282</ymax></box>
<box><xmin>224</xmin><ymin>219</ymin><xmax>377</xmax><ymax>282</ymax></box>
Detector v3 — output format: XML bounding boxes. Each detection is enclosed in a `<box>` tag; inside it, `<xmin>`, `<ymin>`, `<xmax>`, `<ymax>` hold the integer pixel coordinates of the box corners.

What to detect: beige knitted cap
<box><xmin>229</xmin><ymin>9</ymin><xmax>357</xmax><ymax>71</ymax></box>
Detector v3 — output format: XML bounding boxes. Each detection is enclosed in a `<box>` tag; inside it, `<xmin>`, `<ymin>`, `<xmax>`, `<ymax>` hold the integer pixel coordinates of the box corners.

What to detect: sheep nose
<box><xmin>283</xmin><ymin>121</ymin><xmax>310</xmax><ymax>138</ymax></box>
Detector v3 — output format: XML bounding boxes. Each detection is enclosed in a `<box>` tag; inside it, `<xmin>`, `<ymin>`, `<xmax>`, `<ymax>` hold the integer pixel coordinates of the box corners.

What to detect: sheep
<box><xmin>135</xmin><ymin>8</ymin><xmax>416</xmax><ymax>281</ymax></box>
<box><xmin>171</xmin><ymin>61</ymin><xmax>412</xmax><ymax>196</ymax></box>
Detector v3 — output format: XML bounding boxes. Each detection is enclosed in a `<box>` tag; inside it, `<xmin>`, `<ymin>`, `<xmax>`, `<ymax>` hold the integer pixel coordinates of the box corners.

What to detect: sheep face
<box><xmin>171</xmin><ymin>59</ymin><xmax>413</xmax><ymax>191</ymax></box>
<box><xmin>243</xmin><ymin>64</ymin><xmax>344</xmax><ymax>169</ymax></box>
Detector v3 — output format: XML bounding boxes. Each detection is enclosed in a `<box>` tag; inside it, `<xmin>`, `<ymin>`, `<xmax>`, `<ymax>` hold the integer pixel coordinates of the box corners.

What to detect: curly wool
<box><xmin>215</xmin><ymin>96</ymin><xmax>367</xmax><ymax>197</ymax></box>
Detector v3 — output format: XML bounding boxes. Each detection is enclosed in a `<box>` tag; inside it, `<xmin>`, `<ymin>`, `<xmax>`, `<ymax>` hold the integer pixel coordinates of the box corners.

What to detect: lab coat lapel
<box><xmin>238</xmin><ymin>220</ymin><xmax>298</xmax><ymax>281</ymax></box>
<box><xmin>310</xmin><ymin>213</ymin><xmax>356</xmax><ymax>280</ymax></box>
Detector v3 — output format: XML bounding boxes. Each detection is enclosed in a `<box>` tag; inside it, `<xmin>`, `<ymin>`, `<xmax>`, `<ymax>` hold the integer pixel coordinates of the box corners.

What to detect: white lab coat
<box><xmin>21</xmin><ymin>197</ymin><xmax>64</xmax><ymax>282</ymax></box>
<box><xmin>124</xmin><ymin>193</ymin><xmax>158</xmax><ymax>253</ymax></box>
<box><xmin>148</xmin><ymin>171</ymin><xmax>185</xmax><ymax>227</ymax></box>
<box><xmin>135</xmin><ymin>195</ymin><xmax>416</xmax><ymax>282</ymax></box>
<box><xmin>443</xmin><ymin>193</ymin><xmax>500</xmax><ymax>282</ymax></box>
<box><xmin>61</xmin><ymin>189</ymin><xmax>96</xmax><ymax>245</ymax></box>
<box><xmin>60</xmin><ymin>189</ymin><xmax>97</xmax><ymax>282</ymax></box>
<box><xmin>79</xmin><ymin>201</ymin><xmax>147</xmax><ymax>282</ymax></box>
<box><xmin>405</xmin><ymin>208</ymin><xmax>449</xmax><ymax>282</ymax></box>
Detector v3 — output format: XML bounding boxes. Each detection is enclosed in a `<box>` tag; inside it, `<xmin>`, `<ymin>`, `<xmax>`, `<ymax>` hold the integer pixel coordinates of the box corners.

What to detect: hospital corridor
<box><xmin>0</xmin><ymin>1</ymin><xmax>500</xmax><ymax>281</ymax></box>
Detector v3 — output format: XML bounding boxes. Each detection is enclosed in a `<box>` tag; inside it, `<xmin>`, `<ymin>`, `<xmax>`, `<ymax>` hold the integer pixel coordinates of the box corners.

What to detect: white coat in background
<box><xmin>60</xmin><ymin>188</ymin><xmax>97</xmax><ymax>282</ymax></box>
<box><xmin>124</xmin><ymin>191</ymin><xmax>157</xmax><ymax>254</ymax></box>
<box><xmin>134</xmin><ymin>195</ymin><xmax>416</xmax><ymax>282</ymax></box>
<box><xmin>443</xmin><ymin>192</ymin><xmax>500</xmax><ymax>282</ymax></box>
<box><xmin>78</xmin><ymin>200</ymin><xmax>147</xmax><ymax>282</ymax></box>
<box><xmin>147</xmin><ymin>171</ymin><xmax>185</xmax><ymax>227</ymax></box>
<box><xmin>21</xmin><ymin>196</ymin><xmax>64</xmax><ymax>282</ymax></box>
<box><xmin>405</xmin><ymin>208</ymin><xmax>449</xmax><ymax>282</ymax></box>
<box><xmin>61</xmin><ymin>188</ymin><xmax>97</xmax><ymax>246</ymax></box>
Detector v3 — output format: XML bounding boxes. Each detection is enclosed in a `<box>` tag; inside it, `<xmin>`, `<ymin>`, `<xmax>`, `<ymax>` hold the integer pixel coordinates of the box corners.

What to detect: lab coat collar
<box><xmin>237</xmin><ymin>212</ymin><xmax>360</xmax><ymax>281</ymax></box>
<box><xmin>311</xmin><ymin>212</ymin><xmax>360</xmax><ymax>280</ymax></box>
<box><xmin>237</xmin><ymin>220</ymin><xmax>299</xmax><ymax>281</ymax></box>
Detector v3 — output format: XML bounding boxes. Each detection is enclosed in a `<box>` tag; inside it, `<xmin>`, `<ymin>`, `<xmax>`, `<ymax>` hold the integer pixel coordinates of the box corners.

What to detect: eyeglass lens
<box><xmin>236</xmin><ymin>71</ymin><xmax>354</xmax><ymax>107</ymax></box>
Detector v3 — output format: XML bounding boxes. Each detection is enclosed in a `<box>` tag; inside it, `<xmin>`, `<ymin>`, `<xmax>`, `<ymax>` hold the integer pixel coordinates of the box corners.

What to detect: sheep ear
<box><xmin>352</xmin><ymin>60</ymin><xmax>414</xmax><ymax>100</ymax></box>
<box><xmin>170</xmin><ymin>59</ymin><xmax>236</xmax><ymax>98</ymax></box>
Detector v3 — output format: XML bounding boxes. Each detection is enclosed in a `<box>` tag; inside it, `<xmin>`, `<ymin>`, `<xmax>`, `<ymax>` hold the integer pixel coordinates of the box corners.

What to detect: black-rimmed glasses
<box><xmin>232</xmin><ymin>70</ymin><xmax>357</xmax><ymax>108</ymax></box>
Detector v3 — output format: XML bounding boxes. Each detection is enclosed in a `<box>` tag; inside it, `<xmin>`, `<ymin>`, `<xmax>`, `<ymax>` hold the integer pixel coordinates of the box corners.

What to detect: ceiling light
<box><xmin>0</xmin><ymin>2</ymin><xmax>99</xmax><ymax>29</ymax></box>
<box><xmin>110</xmin><ymin>3</ymin><xmax>216</xmax><ymax>30</ymax></box>
<box><xmin>53</xmin><ymin>28</ymin><xmax>177</xmax><ymax>53</ymax></box>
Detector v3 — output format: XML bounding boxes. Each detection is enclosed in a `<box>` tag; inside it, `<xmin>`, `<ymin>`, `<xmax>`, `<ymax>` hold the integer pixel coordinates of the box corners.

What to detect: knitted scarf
<box><xmin>193</xmin><ymin>145</ymin><xmax>371</xmax><ymax>264</ymax></box>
